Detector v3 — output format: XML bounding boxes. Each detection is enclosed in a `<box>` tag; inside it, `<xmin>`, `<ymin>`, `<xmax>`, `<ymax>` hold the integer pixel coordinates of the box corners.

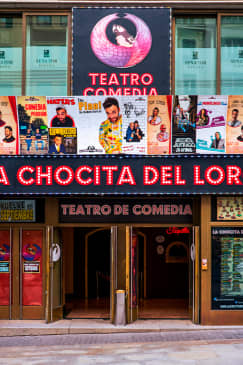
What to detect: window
<box><xmin>26</xmin><ymin>15</ymin><xmax>68</xmax><ymax>95</ymax></box>
<box><xmin>0</xmin><ymin>15</ymin><xmax>22</xmax><ymax>95</ymax></box>
<box><xmin>175</xmin><ymin>17</ymin><xmax>217</xmax><ymax>94</ymax></box>
<box><xmin>221</xmin><ymin>16</ymin><xmax>243</xmax><ymax>94</ymax></box>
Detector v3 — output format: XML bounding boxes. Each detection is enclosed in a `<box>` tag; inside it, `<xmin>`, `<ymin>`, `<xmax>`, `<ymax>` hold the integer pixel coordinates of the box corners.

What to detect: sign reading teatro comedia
<box><xmin>72</xmin><ymin>7</ymin><xmax>171</xmax><ymax>96</ymax></box>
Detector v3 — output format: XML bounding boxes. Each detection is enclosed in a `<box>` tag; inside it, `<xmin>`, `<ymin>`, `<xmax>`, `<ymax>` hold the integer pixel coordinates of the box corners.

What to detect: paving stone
<box><xmin>168</xmin><ymin>351</ymin><xmax>217</xmax><ymax>360</ymax></box>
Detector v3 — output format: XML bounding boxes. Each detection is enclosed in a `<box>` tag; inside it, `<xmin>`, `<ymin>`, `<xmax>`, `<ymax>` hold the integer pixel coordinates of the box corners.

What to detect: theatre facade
<box><xmin>1</xmin><ymin>0</ymin><xmax>243</xmax><ymax>325</ymax></box>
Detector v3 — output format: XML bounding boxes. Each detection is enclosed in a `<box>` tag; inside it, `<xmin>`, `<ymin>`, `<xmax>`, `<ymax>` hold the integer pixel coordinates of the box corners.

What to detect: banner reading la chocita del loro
<box><xmin>72</xmin><ymin>7</ymin><xmax>171</xmax><ymax>96</ymax></box>
<box><xmin>0</xmin><ymin>155</ymin><xmax>243</xmax><ymax>195</ymax></box>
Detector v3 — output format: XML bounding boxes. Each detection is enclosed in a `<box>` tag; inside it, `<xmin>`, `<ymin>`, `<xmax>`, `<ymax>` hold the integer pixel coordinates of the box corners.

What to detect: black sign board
<box><xmin>72</xmin><ymin>7</ymin><xmax>171</xmax><ymax>95</ymax></box>
<box><xmin>59</xmin><ymin>198</ymin><xmax>193</xmax><ymax>223</ymax></box>
<box><xmin>0</xmin><ymin>155</ymin><xmax>242</xmax><ymax>195</ymax></box>
<box><xmin>212</xmin><ymin>227</ymin><xmax>243</xmax><ymax>310</ymax></box>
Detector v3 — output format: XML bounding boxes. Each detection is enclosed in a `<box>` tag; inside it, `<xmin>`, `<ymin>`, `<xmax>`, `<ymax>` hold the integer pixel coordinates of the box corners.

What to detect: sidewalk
<box><xmin>1</xmin><ymin>319</ymin><xmax>243</xmax><ymax>337</ymax></box>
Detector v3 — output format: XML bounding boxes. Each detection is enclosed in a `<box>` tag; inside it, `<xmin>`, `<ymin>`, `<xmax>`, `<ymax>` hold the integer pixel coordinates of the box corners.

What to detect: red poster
<box><xmin>22</xmin><ymin>230</ymin><xmax>43</xmax><ymax>306</ymax></box>
<box><xmin>0</xmin><ymin>230</ymin><xmax>10</xmax><ymax>305</ymax></box>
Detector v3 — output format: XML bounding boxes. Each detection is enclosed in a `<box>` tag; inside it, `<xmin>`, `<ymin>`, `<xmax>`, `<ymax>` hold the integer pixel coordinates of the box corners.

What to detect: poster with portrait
<box><xmin>147</xmin><ymin>95</ymin><xmax>171</xmax><ymax>155</ymax></box>
<box><xmin>76</xmin><ymin>96</ymin><xmax>107</xmax><ymax>154</ymax></box>
<box><xmin>48</xmin><ymin>128</ymin><xmax>77</xmax><ymax>155</ymax></box>
<box><xmin>72</xmin><ymin>8</ymin><xmax>171</xmax><ymax>96</ymax></box>
<box><xmin>121</xmin><ymin>96</ymin><xmax>147</xmax><ymax>154</ymax></box>
<box><xmin>172</xmin><ymin>95</ymin><xmax>197</xmax><ymax>154</ymax></box>
<box><xmin>226</xmin><ymin>95</ymin><xmax>243</xmax><ymax>154</ymax></box>
<box><xmin>0</xmin><ymin>96</ymin><xmax>18</xmax><ymax>155</ymax></box>
<box><xmin>46</xmin><ymin>97</ymin><xmax>78</xmax><ymax>128</ymax></box>
<box><xmin>17</xmin><ymin>96</ymin><xmax>48</xmax><ymax>155</ymax></box>
<box><xmin>196</xmin><ymin>95</ymin><xmax>227</xmax><ymax>154</ymax></box>
<box><xmin>77</xmin><ymin>96</ymin><xmax>125</xmax><ymax>154</ymax></box>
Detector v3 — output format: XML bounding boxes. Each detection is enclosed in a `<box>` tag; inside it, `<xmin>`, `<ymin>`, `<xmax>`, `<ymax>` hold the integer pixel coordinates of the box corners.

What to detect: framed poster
<box><xmin>72</xmin><ymin>7</ymin><xmax>171</xmax><ymax>96</ymax></box>
<box><xmin>212</xmin><ymin>227</ymin><xmax>243</xmax><ymax>309</ymax></box>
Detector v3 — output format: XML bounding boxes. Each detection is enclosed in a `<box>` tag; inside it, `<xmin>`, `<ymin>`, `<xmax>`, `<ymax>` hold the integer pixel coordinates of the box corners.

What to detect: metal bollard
<box><xmin>114</xmin><ymin>289</ymin><xmax>126</xmax><ymax>326</ymax></box>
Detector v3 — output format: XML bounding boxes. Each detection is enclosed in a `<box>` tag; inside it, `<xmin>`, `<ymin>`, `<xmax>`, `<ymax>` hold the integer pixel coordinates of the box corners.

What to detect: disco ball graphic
<box><xmin>90</xmin><ymin>13</ymin><xmax>152</xmax><ymax>68</ymax></box>
<box><xmin>23</xmin><ymin>243</ymin><xmax>42</xmax><ymax>261</ymax></box>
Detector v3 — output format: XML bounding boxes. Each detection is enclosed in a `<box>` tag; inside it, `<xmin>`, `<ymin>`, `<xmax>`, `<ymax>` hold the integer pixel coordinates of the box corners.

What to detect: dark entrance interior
<box><xmin>64</xmin><ymin>227</ymin><xmax>110</xmax><ymax>319</ymax></box>
<box><xmin>136</xmin><ymin>227</ymin><xmax>190</xmax><ymax>319</ymax></box>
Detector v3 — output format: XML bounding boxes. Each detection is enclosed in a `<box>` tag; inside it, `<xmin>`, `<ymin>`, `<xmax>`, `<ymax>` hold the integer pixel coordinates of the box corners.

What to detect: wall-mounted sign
<box><xmin>0</xmin><ymin>200</ymin><xmax>36</xmax><ymax>222</ymax></box>
<box><xmin>0</xmin><ymin>155</ymin><xmax>243</xmax><ymax>195</ymax></box>
<box><xmin>212</xmin><ymin>227</ymin><xmax>243</xmax><ymax>309</ymax></box>
<box><xmin>59</xmin><ymin>198</ymin><xmax>193</xmax><ymax>223</ymax></box>
<box><xmin>72</xmin><ymin>8</ymin><xmax>171</xmax><ymax>96</ymax></box>
<box><xmin>217</xmin><ymin>197</ymin><xmax>243</xmax><ymax>220</ymax></box>
<box><xmin>23</xmin><ymin>262</ymin><xmax>40</xmax><ymax>273</ymax></box>
<box><xmin>0</xmin><ymin>262</ymin><xmax>9</xmax><ymax>273</ymax></box>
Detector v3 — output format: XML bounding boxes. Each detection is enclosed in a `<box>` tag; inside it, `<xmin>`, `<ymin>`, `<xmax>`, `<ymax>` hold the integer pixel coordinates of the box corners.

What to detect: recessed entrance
<box><xmin>63</xmin><ymin>227</ymin><xmax>110</xmax><ymax>319</ymax></box>
<box><xmin>136</xmin><ymin>227</ymin><xmax>190</xmax><ymax>319</ymax></box>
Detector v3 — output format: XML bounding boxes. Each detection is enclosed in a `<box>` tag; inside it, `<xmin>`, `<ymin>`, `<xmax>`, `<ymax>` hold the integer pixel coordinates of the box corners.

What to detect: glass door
<box><xmin>46</xmin><ymin>226</ymin><xmax>63</xmax><ymax>323</ymax></box>
<box><xmin>126</xmin><ymin>226</ymin><xmax>138</xmax><ymax>323</ymax></box>
<box><xmin>0</xmin><ymin>229</ymin><xmax>12</xmax><ymax>319</ymax></box>
<box><xmin>189</xmin><ymin>226</ymin><xmax>200</xmax><ymax>323</ymax></box>
<box><xmin>110</xmin><ymin>226</ymin><xmax>117</xmax><ymax>322</ymax></box>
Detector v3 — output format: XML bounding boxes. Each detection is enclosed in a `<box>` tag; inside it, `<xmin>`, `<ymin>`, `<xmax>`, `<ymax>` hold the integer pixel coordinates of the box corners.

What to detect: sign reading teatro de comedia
<box><xmin>0</xmin><ymin>156</ymin><xmax>242</xmax><ymax>195</ymax></box>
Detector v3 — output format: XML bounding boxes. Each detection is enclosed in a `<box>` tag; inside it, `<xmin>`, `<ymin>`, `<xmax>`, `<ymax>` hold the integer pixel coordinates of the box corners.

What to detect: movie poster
<box><xmin>121</xmin><ymin>96</ymin><xmax>147</xmax><ymax>154</ymax></box>
<box><xmin>17</xmin><ymin>96</ymin><xmax>48</xmax><ymax>155</ymax></box>
<box><xmin>147</xmin><ymin>95</ymin><xmax>171</xmax><ymax>154</ymax></box>
<box><xmin>77</xmin><ymin>96</ymin><xmax>106</xmax><ymax>154</ymax></box>
<box><xmin>72</xmin><ymin>8</ymin><xmax>171</xmax><ymax>96</ymax></box>
<box><xmin>77</xmin><ymin>96</ymin><xmax>125</xmax><ymax>154</ymax></box>
<box><xmin>0</xmin><ymin>96</ymin><xmax>18</xmax><ymax>155</ymax></box>
<box><xmin>47</xmin><ymin>97</ymin><xmax>78</xmax><ymax>155</ymax></box>
<box><xmin>172</xmin><ymin>95</ymin><xmax>197</xmax><ymax>154</ymax></box>
<box><xmin>48</xmin><ymin>128</ymin><xmax>77</xmax><ymax>155</ymax></box>
<box><xmin>196</xmin><ymin>95</ymin><xmax>227</xmax><ymax>154</ymax></box>
<box><xmin>226</xmin><ymin>95</ymin><xmax>243</xmax><ymax>154</ymax></box>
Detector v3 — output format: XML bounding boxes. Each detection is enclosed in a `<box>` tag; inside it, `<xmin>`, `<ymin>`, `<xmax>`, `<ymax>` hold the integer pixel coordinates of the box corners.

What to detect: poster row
<box><xmin>1</xmin><ymin>95</ymin><xmax>243</xmax><ymax>155</ymax></box>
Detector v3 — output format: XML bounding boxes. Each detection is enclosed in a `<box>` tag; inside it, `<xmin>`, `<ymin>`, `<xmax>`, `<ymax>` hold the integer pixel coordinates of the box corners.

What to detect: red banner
<box><xmin>0</xmin><ymin>230</ymin><xmax>10</xmax><ymax>305</ymax></box>
<box><xmin>22</xmin><ymin>230</ymin><xmax>43</xmax><ymax>306</ymax></box>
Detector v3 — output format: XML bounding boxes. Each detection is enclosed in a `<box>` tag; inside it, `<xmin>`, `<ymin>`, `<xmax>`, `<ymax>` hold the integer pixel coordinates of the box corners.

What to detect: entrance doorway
<box><xmin>136</xmin><ymin>227</ymin><xmax>191</xmax><ymax>319</ymax></box>
<box><xmin>63</xmin><ymin>227</ymin><xmax>110</xmax><ymax>319</ymax></box>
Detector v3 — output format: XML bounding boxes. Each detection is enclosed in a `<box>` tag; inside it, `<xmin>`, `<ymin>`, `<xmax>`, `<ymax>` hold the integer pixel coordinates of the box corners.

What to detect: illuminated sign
<box><xmin>72</xmin><ymin>8</ymin><xmax>170</xmax><ymax>96</ymax></box>
<box><xmin>0</xmin><ymin>155</ymin><xmax>242</xmax><ymax>194</ymax></box>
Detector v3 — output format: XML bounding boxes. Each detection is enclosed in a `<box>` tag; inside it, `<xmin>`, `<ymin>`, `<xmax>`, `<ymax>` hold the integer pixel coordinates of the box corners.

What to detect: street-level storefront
<box><xmin>0</xmin><ymin>156</ymin><xmax>242</xmax><ymax>325</ymax></box>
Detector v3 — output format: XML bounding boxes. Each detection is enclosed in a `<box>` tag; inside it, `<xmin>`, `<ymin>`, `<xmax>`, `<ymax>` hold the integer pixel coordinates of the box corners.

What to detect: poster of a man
<box><xmin>227</xmin><ymin>109</ymin><xmax>241</xmax><ymax>127</ymax></box>
<box><xmin>17</xmin><ymin>96</ymin><xmax>48</xmax><ymax>155</ymax></box>
<box><xmin>0</xmin><ymin>97</ymin><xmax>18</xmax><ymax>154</ymax></box>
<box><xmin>0</xmin><ymin>111</ymin><xmax>6</xmax><ymax>128</ymax></box>
<box><xmin>49</xmin><ymin>134</ymin><xmax>66</xmax><ymax>154</ymax></box>
<box><xmin>226</xmin><ymin>96</ymin><xmax>243</xmax><ymax>153</ymax></box>
<box><xmin>147</xmin><ymin>95</ymin><xmax>171</xmax><ymax>154</ymax></box>
<box><xmin>157</xmin><ymin>124</ymin><xmax>169</xmax><ymax>142</ymax></box>
<box><xmin>237</xmin><ymin>126</ymin><xmax>243</xmax><ymax>142</ymax></box>
<box><xmin>50</xmin><ymin>106</ymin><xmax>75</xmax><ymax>127</ymax></box>
<box><xmin>99</xmin><ymin>97</ymin><xmax>122</xmax><ymax>154</ymax></box>
<box><xmin>125</xmin><ymin>121</ymin><xmax>144</xmax><ymax>142</ymax></box>
<box><xmin>210</xmin><ymin>131</ymin><xmax>225</xmax><ymax>150</ymax></box>
<box><xmin>2</xmin><ymin>126</ymin><xmax>15</xmax><ymax>143</ymax></box>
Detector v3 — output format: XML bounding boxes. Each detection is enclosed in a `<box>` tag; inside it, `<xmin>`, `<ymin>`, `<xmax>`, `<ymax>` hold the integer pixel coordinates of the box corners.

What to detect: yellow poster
<box><xmin>147</xmin><ymin>95</ymin><xmax>171</xmax><ymax>154</ymax></box>
<box><xmin>226</xmin><ymin>95</ymin><xmax>243</xmax><ymax>154</ymax></box>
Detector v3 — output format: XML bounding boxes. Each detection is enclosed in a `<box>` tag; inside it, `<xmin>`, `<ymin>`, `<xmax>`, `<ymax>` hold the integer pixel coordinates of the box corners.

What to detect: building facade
<box><xmin>0</xmin><ymin>0</ymin><xmax>243</xmax><ymax>325</ymax></box>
